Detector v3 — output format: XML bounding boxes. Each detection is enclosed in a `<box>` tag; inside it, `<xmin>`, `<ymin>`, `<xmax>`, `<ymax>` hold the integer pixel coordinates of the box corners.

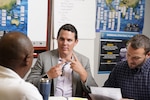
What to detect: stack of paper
<box><xmin>90</xmin><ymin>87</ymin><xmax>122</xmax><ymax>100</ymax></box>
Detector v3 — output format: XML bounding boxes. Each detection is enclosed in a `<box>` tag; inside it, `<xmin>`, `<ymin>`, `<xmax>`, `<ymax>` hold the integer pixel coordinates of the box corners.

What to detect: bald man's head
<box><xmin>0</xmin><ymin>31</ymin><xmax>34</xmax><ymax>78</ymax></box>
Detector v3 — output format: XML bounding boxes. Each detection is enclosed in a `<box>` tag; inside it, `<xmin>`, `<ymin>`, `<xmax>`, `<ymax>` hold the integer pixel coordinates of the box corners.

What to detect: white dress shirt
<box><xmin>54</xmin><ymin>59</ymin><xmax>73</xmax><ymax>97</ymax></box>
<box><xmin>0</xmin><ymin>66</ymin><xmax>43</xmax><ymax>100</ymax></box>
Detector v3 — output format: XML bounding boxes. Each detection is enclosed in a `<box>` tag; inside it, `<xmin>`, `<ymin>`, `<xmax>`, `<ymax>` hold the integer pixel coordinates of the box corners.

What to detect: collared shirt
<box><xmin>104</xmin><ymin>58</ymin><xmax>150</xmax><ymax>100</ymax></box>
<box><xmin>54</xmin><ymin>58</ymin><xmax>73</xmax><ymax>97</ymax></box>
<box><xmin>0</xmin><ymin>65</ymin><xmax>43</xmax><ymax>100</ymax></box>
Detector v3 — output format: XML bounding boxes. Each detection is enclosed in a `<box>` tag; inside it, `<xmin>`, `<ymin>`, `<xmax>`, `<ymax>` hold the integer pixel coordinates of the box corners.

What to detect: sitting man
<box><xmin>26</xmin><ymin>23</ymin><xmax>98</xmax><ymax>98</ymax></box>
<box><xmin>0</xmin><ymin>31</ymin><xmax>43</xmax><ymax>100</ymax></box>
<box><xmin>104</xmin><ymin>34</ymin><xmax>150</xmax><ymax>100</ymax></box>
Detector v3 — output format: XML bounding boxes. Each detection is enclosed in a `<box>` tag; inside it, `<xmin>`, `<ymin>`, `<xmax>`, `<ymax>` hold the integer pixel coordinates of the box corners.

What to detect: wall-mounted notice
<box><xmin>96</xmin><ymin>0</ymin><xmax>145</xmax><ymax>33</ymax></box>
<box><xmin>53</xmin><ymin>0</ymin><xmax>95</xmax><ymax>39</ymax></box>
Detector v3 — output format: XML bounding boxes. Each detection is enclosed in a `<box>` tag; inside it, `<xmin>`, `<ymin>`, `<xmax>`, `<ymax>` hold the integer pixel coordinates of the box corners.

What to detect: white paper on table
<box><xmin>90</xmin><ymin>87</ymin><xmax>122</xmax><ymax>100</ymax></box>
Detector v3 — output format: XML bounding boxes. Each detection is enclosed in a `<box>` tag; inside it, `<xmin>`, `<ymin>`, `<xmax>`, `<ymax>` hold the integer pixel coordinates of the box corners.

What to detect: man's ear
<box><xmin>24</xmin><ymin>55</ymin><xmax>31</xmax><ymax>66</ymax></box>
<box><xmin>146</xmin><ymin>51</ymin><xmax>150</xmax><ymax>58</ymax></box>
<box><xmin>74</xmin><ymin>39</ymin><xmax>78</xmax><ymax>46</ymax></box>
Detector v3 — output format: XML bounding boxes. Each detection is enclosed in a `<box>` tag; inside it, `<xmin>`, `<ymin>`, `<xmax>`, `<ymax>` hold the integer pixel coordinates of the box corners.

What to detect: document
<box><xmin>90</xmin><ymin>87</ymin><xmax>122</xmax><ymax>100</ymax></box>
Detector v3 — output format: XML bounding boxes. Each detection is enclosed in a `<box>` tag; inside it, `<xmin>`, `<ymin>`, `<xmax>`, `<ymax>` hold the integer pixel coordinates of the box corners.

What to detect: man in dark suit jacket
<box><xmin>26</xmin><ymin>24</ymin><xmax>98</xmax><ymax>97</ymax></box>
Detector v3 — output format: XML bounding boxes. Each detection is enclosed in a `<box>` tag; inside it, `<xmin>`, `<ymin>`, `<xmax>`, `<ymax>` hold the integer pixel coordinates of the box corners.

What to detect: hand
<box><xmin>67</xmin><ymin>53</ymin><xmax>87</xmax><ymax>83</ymax></box>
<box><xmin>46</xmin><ymin>62</ymin><xmax>65</xmax><ymax>79</ymax></box>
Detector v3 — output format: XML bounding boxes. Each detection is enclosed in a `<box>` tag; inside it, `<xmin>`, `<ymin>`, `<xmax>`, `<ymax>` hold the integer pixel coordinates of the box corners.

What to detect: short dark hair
<box><xmin>57</xmin><ymin>24</ymin><xmax>78</xmax><ymax>40</ymax></box>
<box><xmin>127</xmin><ymin>34</ymin><xmax>150</xmax><ymax>54</ymax></box>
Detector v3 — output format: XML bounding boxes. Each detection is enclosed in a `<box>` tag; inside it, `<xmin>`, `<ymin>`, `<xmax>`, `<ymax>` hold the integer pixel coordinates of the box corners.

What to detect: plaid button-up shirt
<box><xmin>104</xmin><ymin>58</ymin><xmax>150</xmax><ymax>100</ymax></box>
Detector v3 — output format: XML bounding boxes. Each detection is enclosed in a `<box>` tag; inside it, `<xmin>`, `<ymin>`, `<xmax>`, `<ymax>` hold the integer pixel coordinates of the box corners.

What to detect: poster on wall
<box><xmin>0</xmin><ymin>0</ymin><xmax>28</xmax><ymax>38</ymax></box>
<box><xmin>96</xmin><ymin>0</ymin><xmax>145</xmax><ymax>33</ymax></box>
<box><xmin>98</xmin><ymin>32</ymin><xmax>138</xmax><ymax>74</ymax></box>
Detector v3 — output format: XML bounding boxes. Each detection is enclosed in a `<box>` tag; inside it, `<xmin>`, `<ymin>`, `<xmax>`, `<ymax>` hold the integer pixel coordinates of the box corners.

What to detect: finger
<box><xmin>72</xmin><ymin>52</ymin><xmax>78</xmax><ymax>61</ymax></box>
<box><xmin>55</xmin><ymin>70</ymin><xmax>62</xmax><ymax>76</ymax></box>
<box><xmin>66</xmin><ymin>57</ymin><xmax>75</xmax><ymax>64</ymax></box>
<box><xmin>55</xmin><ymin>62</ymin><xmax>64</xmax><ymax>69</ymax></box>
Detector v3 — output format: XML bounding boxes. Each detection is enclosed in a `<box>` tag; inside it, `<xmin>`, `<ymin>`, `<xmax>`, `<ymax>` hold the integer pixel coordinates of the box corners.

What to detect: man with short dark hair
<box><xmin>104</xmin><ymin>34</ymin><xmax>150</xmax><ymax>100</ymax></box>
<box><xmin>0</xmin><ymin>31</ymin><xmax>43</xmax><ymax>100</ymax></box>
<box><xmin>26</xmin><ymin>24</ymin><xmax>98</xmax><ymax>98</ymax></box>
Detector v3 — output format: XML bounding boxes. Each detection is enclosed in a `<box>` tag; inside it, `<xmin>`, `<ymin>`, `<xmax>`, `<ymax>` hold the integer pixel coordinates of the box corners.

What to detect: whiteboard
<box><xmin>53</xmin><ymin>0</ymin><xmax>96</xmax><ymax>39</ymax></box>
<box><xmin>28</xmin><ymin>0</ymin><xmax>48</xmax><ymax>47</ymax></box>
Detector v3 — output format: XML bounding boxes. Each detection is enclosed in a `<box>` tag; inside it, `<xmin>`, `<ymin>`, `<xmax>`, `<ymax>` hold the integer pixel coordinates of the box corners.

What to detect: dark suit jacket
<box><xmin>26</xmin><ymin>49</ymin><xmax>98</xmax><ymax>97</ymax></box>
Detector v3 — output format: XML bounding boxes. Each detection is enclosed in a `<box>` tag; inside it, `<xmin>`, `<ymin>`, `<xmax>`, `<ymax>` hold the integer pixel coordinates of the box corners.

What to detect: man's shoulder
<box><xmin>115</xmin><ymin>61</ymin><xmax>128</xmax><ymax>69</ymax></box>
<box><xmin>116</xmin><ymin>60</ymin><xmax>128</xmax><ymax>65</ymax></box>
<box><xmin>39</xmin><ymin>49</ymin><xmax>58</xmax><ymax>56</ymax></box>
<box><xmin>74</xmin><ymin>51</ymin><xmax>89</xmax><ymax>60</ymax></box>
